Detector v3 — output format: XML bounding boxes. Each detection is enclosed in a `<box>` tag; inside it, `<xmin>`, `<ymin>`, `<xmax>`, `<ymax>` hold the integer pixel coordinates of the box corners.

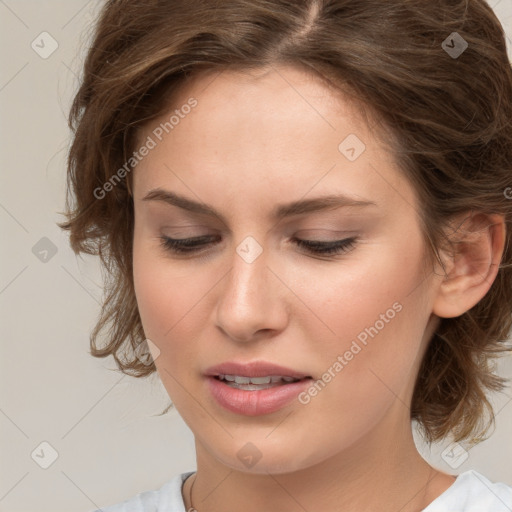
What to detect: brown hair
<box><xmin>59</xmin><ymin>0</ymin><xmax>512</xmax><ymax>446</ymax></box>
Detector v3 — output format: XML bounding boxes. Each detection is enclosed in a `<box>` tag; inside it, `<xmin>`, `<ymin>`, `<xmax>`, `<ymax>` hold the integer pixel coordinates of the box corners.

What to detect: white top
<box><xmin>91</xmin><ymin>469</ymin><xmax>512</xmax><ymax>512</ymax></box>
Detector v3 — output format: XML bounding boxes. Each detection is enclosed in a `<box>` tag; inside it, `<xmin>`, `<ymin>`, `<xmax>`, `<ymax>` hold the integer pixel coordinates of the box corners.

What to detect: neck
<box><xmin>183</xmin><ymin>413</ymin><xmax>455</xmax><ymax>512</ymax></box>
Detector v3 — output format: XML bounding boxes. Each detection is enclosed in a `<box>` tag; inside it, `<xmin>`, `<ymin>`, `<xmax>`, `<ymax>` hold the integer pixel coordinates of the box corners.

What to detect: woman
<box><xmin>60</xmin><ymin>0</ymin><xmax>512</xmax><ymax>510</ymax></box>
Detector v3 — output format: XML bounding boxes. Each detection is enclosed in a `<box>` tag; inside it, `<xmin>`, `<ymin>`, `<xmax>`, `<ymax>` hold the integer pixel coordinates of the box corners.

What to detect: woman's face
<box><xmin>132</xmin><ymin>65</ymin><xmax>442</xmax><ymax>473</ymax></box>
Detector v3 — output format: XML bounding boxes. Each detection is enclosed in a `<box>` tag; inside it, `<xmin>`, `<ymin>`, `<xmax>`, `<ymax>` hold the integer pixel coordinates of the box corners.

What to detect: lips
<box><xmin>204</xmin><ymin>360</ymin><xmax>314</xmax><ymax>415</ymax></box>
<box><xmin>206</xmin><ymin>374</ymin><xmax>313</xmax><ymax>415</ymax></box>
<box><xmin>204</xmin><ymin>360</ymin><xmax>312</xmax><ymax>380</ymax></box>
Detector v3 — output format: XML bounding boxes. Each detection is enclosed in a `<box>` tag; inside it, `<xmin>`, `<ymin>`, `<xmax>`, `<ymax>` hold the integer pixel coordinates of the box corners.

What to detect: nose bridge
<box><xmin>215</xmin><ymin>235</ymin><xmax>286</xmax><ymax>341</ymax></box>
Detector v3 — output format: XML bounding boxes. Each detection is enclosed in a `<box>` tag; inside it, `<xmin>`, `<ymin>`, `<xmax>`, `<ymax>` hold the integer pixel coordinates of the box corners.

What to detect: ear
<box><xmin>432</xmin><ymin>211</ymin><xmax>507</xmax><ymax>319</ymax></box>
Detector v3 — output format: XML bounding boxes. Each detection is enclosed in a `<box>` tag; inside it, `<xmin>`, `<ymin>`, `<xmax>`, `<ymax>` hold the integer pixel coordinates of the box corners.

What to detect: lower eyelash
<box><xmin>159</xmin><ymin>236</ymin><xmax>357</xmax><ymax>257</ymax></box>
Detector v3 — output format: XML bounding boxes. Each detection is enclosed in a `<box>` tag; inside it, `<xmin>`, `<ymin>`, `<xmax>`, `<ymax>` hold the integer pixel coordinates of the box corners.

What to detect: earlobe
<box><xmin>432</xmin><ymin>212</ymin><xmax>506</xmax><ymax>319</ymax></box>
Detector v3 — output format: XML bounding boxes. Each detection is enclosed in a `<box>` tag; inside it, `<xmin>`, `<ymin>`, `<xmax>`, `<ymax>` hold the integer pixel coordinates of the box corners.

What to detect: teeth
<box><xmin>246</xmin><ymin>376</ymin><xmax>271</xmax><ymax>384</ymax></box>
<box><xmin>234</xmin><ymin>376</ymin><xmax>253</xmax><ymax>384</ymax></box>
<box><xmin>218</xmin><ymin>374</ymin><xmax>300</xmax><ymax>384</ymax></box>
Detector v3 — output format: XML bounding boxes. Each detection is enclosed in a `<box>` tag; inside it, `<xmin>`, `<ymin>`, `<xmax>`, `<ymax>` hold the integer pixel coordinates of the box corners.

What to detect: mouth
<box><xmin>211</xmin><ymin>374</ymin><xmax>313</xmax><ymax>391</ymax></box>
<box><xmin>206</xmin><ymin>373</ymin><xmax>314</xmax><ymax>415</ymax></box>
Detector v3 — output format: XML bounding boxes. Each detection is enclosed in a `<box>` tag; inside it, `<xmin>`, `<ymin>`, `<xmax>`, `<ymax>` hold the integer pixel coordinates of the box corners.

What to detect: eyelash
<box><xmin>159</xmin><ymin>235</ymin><xmax>357</xmax><ymax>257</ymax></box>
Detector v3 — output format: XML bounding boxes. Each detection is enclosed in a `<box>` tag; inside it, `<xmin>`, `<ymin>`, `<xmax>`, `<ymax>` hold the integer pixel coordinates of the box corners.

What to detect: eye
<box><xmin>291</xmin><ymin>237</ymin><xmax>357</xmax><ymax>256</ymax></box>
<box><xmin>159</xmin><ymin>235</ymin><xmax>357</xmax><ymax>257</ymax></box>
<box><xmin>159</xmin><ymin>235</ymin><xmax>220</xmax><ymax>254</ymax></box>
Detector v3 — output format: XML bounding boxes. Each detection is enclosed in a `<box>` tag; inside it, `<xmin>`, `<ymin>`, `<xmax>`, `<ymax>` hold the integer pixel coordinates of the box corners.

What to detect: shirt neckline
<box><xmin>178</xmin><ymin>469</ymin><xmax>472</xmax><ymax>511</ymax></box>
<box><xmin>421</xmin><ymin>470</ymin><xmax>477</xmax><ymax>511</ymax></box>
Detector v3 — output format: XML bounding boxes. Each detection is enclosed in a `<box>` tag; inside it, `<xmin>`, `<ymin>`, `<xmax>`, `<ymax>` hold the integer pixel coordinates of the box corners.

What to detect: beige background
<box><xmin>0</xmin><ymin>1</ymin><xmax>511</xmax><ymax>511</ymax></box>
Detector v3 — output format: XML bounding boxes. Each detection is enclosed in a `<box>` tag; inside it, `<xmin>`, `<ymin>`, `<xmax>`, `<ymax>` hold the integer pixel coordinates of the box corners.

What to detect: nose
<box><xmin>214</xmin><ymin>241</ymin><xmax>289</xmax><ymax>343</ymax></box>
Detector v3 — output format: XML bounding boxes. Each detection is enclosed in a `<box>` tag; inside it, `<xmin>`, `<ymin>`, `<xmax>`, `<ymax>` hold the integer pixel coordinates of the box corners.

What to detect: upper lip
<box><xmin>205</xmin><ymin>361</ymin><xmax>312</xmax><ymax>379</ymax></box>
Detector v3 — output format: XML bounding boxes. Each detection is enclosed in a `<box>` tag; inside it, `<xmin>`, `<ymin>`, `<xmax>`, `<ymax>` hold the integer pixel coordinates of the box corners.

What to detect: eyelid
<box><xmin>158</xmin><ymin>234</ymin><xmax>358</xmax><ymax>258</ymax></box>
<box><xmin>294</xmin><ymin>229</ymin><xmax>357</xmax><ymax>239</ymax></box>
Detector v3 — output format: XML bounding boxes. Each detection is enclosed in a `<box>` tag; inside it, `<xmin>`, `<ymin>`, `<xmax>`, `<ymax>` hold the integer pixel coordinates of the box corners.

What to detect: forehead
<box><xmin>133</xmin><ymin>65</ymin><xmax>417</xmax><ymax>219</ymax></box>
<box><xmin>167</xmin><ymin>64</ymin><xmax>373</xmax><ymax>136</ymax></box>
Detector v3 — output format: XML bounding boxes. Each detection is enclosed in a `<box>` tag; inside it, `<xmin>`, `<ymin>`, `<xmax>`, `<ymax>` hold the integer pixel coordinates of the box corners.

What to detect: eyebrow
<box><xmin>141</xmin><ymin>188</ymin><xmax>377</xmax><ymax>222</ymax></box>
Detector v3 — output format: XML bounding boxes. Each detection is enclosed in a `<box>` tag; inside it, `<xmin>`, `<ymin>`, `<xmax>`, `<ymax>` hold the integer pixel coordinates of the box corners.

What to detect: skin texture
<box><xmin>131</xmin><ymin>65</ymin><xmax>506</xmax><ymax>512</ymax></box>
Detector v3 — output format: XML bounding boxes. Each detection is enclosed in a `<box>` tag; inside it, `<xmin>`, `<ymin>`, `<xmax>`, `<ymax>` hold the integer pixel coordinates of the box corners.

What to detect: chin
<box><xmin>206</xmin><ymin>437</ymin><xmax>323</xmax><ymax>475</ymax></box>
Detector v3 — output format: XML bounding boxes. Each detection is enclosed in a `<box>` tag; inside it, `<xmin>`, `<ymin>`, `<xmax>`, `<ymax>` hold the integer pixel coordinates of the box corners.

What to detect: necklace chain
<box><xmin>188</xmin><ymin>472</ymin><xmax>197</xmax><ymax>512</ymax></box>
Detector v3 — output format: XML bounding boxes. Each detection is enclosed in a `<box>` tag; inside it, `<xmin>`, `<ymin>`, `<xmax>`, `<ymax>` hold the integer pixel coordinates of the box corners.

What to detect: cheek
<box><xmin>294</xmin><ymin>233</ymin><xmax>430</xmax><ymax>394</ymax></box>
<box><xmin>132</xmin><ymin>235</ymin><xmax>219</xmax><ymax>364</ymax></box>
<box><xmin>296</xmin><ymin>238</ymin><xmax>426</xmax><ymax>340</ymax></box>
<box><xmin>132</xmin><ymin>239</ymin><xmax>228</xmax><ymax>419</ymax></box>
<box><xmin>133</xmin><ymin>233</ymin><xmax>184</xmax><ymax>350</ymax></box>
<box><xmin>133</xmin><ymin>257</ymin><xmax>191</xmax><ymax>343</ymax></box>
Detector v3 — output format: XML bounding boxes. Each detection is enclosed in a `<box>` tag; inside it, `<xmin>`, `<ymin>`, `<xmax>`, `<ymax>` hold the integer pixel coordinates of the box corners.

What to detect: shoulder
<box><xmin>89</xmin><ymin>471</ymin><xmax>194</xmax><ymax>512</ymax></box>
<box><xmin>424</xmin><ymin>469</ymin><xmax>512</xmax><ymax>512</ymax></box>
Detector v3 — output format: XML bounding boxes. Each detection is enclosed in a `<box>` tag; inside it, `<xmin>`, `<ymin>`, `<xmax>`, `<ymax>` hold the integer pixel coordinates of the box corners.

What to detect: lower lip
<box><xmin>206</xmin><ymin>376</ymin><xmax>312</xmax><ymax>416</ymax></box>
